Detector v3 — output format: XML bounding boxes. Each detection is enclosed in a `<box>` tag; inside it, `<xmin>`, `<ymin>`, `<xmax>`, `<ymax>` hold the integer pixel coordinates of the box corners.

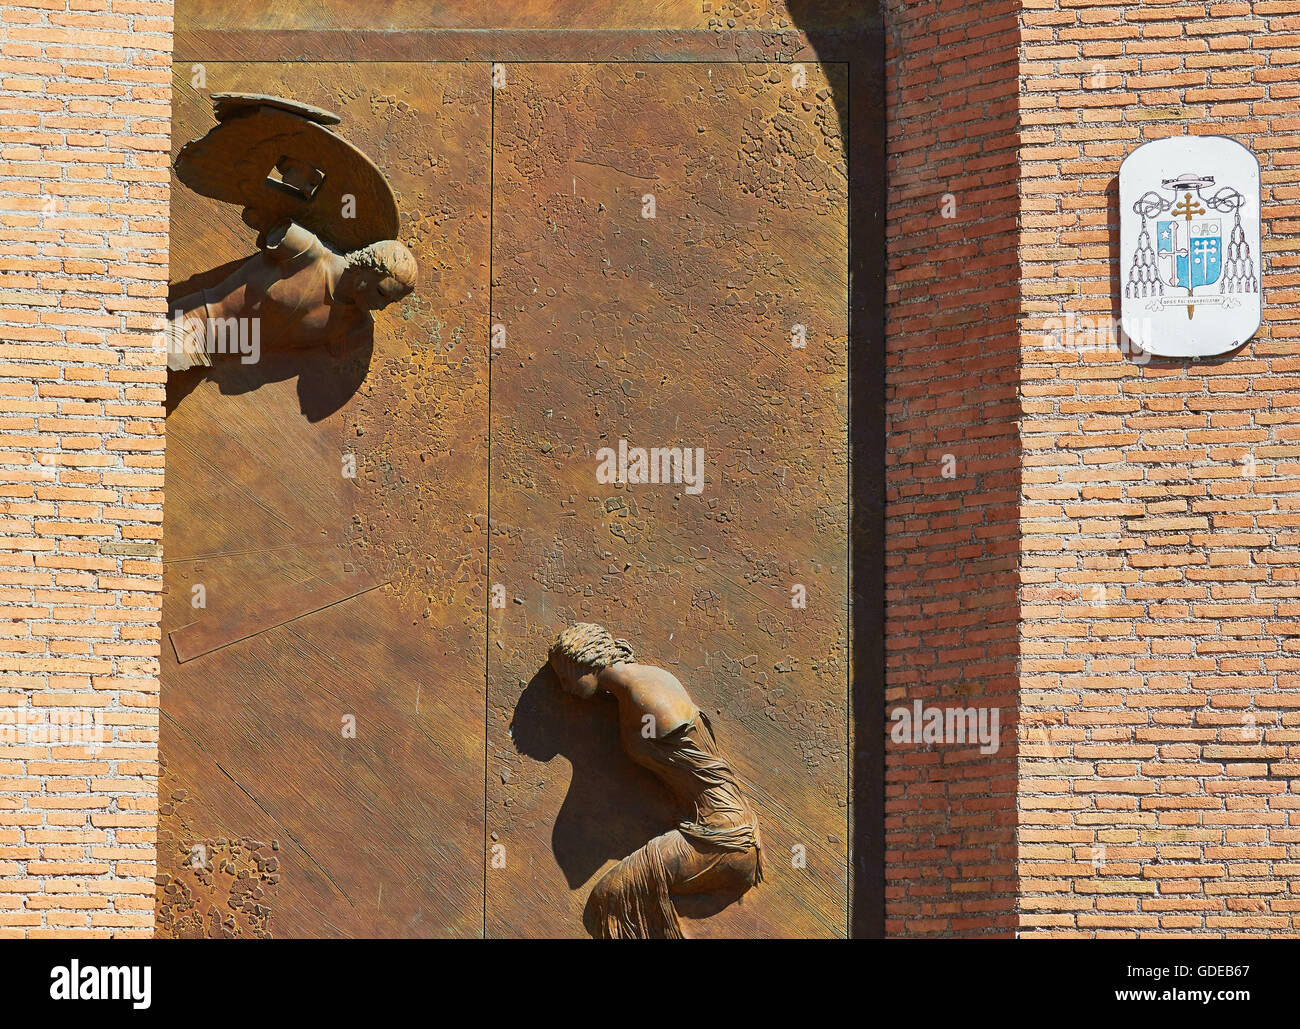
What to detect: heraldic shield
<box><xmin>1119</xmin><ymin>135</ymin><xmax>1262</xmax><ymax>358</ymax></box>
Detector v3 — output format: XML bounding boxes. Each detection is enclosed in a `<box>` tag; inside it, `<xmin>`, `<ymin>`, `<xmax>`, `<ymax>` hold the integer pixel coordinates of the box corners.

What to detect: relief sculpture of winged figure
<box><xmin>166</xmin><ymin>93</ymin><xmax>417</xmax><ymax>372</ymax></box>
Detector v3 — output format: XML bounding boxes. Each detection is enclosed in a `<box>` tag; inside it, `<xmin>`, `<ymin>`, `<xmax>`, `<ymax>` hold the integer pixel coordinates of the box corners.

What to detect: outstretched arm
<box><xmin>263</xmin><ymin>220</ymin><xmax>320</xmax><ymax>263</ymax></box>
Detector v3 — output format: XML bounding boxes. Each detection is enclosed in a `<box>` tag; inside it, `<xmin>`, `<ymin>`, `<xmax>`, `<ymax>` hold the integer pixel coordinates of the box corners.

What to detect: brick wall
<box><xmin>1019</xmin><ymin>0</ymin><xmax>1300</xmax><ymax>937</ymax></box>
<box><xmin>884</xmin><ymin>0</ymin><xmax>1024</xmax><ymax>935</ymax></box>
<box><xmin>0</xmin><ymin>0</ymin><xmax>171</xmax><ymax>937</ymax></box>
<box><xmin>888</xmin><ymin>0</ymin><xmax>1300</xmax><ymax>938</ymax></box>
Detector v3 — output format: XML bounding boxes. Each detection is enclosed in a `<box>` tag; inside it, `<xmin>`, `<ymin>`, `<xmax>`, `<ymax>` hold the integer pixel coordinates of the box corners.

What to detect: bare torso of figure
<box><xmin>197</xmin><ymin>221</ymin><xmax>372</xmax><ymax>349</ymax></box>
<box><xmin>605</xmin><ymin>663</ymin><xmax>697</xmax><ymax>739</ymax></box>
<box><xmin>603</xmin><ymin>662</ymin><xmax>758</xmax><ymax>836</ymax></box>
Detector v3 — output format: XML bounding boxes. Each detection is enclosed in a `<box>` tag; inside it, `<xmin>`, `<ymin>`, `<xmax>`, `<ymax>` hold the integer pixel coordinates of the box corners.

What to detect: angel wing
<box><xmin>174</xmin><ymin>92</ymin><xmax>399</xmax><ymax>254</ymax></box>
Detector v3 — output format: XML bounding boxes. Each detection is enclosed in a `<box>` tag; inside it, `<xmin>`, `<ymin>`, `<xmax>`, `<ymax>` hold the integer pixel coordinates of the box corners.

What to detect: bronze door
<box><xmin>157</xmin><ymin>60</ymin><xmax>848</xmax><ymax>938</ymax></box>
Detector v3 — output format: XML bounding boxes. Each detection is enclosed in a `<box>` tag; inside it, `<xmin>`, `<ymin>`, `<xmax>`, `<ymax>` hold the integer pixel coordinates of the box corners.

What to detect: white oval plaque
<box><xmin>1119</xmin><ymin>135</ymin><xmax>1262</xmax><ymax>358</ymax></box>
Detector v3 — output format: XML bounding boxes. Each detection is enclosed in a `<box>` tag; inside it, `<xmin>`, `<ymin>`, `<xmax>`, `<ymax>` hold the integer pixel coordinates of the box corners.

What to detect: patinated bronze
<box><xmin>158</xmin><ymin>55</ymin><xmax>849</xmax><ymax>940</ymax></box>
<box><xmin>156</xmin><ymin>66</ymin><xmax>492</xmax><ymax>938</ymax></box>
<box><xmin>548</xmin><ymin>623</ymin><xmax>763</xmax><ymax>939</ymax></box>
<box><xmin>166</xmin><ymin>93</ymin><xmax>417</xmax><ymax>370</ymax></box>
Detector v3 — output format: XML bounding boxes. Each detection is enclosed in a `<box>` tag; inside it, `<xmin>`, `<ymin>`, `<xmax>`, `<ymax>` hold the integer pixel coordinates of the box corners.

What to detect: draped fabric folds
<box><xmin>586</xmin><ymin>710</ymin><xmax>762</xmax><ymax>939</ymax></box>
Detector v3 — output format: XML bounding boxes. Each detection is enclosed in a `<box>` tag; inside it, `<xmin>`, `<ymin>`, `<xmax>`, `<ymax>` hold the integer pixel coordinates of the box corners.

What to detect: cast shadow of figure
<box><xmin>164</xmin><ymin>259</ymin><xmax>375</xmax><ymax>424</ymax></box>
<box><xmin>509</xmin><ymin>665</ymin><xmax>750</xmax><ymax>935</ymax></box>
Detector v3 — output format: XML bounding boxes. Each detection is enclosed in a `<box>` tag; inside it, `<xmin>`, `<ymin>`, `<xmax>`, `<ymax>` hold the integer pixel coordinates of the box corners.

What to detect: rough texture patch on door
<box><xmin>154</xmin><ymin>760</ymin><xmax>281</xmax><ymax>939</ymax></box>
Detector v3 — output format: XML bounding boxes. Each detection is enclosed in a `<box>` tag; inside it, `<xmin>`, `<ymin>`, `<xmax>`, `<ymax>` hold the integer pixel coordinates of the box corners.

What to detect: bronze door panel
<box><xmin>157</xmin><ymin>64</ymin><xmax>491</xmax><ymax>937</ymax></box>
<box><xmin>486</xmin><ymin>63</ymin><xmax>849</xmax><ymax>938</ymax></box>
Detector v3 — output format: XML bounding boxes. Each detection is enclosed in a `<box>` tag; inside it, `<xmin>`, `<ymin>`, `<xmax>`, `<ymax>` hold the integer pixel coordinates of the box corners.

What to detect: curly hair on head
<box><xmin>549</xmin><ymin>622</ymin><xmax>635</xmax><ymax>675</ymax></box>
<box><xmin>345</xmin><ymin>238</ymin><xmax>417</xmax><ymax>290</ymax></box>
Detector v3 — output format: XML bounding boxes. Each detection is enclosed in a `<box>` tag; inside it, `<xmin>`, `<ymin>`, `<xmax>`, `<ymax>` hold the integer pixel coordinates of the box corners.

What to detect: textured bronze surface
<box><xmin>167</xmin><ymin>561</ymin><xmax>386</xmax><ymax>663</ymax></box>
<box><xmin>159</xmin><ymin>56</ymin><xmax>848</xmax><ymax>939</ymax></box>
<box><xmin>155</xmin><ymin>757</ymin><xmax>281</xmax><ymax>939</ymax></box>
<box><xmin>157</xmin><ymin>64</ymin><xmax>490</xmax><ymax>937</ymax></box>
<box><xmin>174</xmin><ymin>28</ymin><xmax>865</xmax><ymax>63</ymax></box>
<box><xmin>486</xmin><ymin>63</ymin><xmax>848</xmax><ymax>938</ymax></box>
<box><xmin>175</xmin><ymin>0</ymin><xmax>868</xmax><ymax>32</ymax></box>
<box><xmin>170</xmin><ymin>1</ymin><xmax>879</xmax><ymax>63</ymax></box>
